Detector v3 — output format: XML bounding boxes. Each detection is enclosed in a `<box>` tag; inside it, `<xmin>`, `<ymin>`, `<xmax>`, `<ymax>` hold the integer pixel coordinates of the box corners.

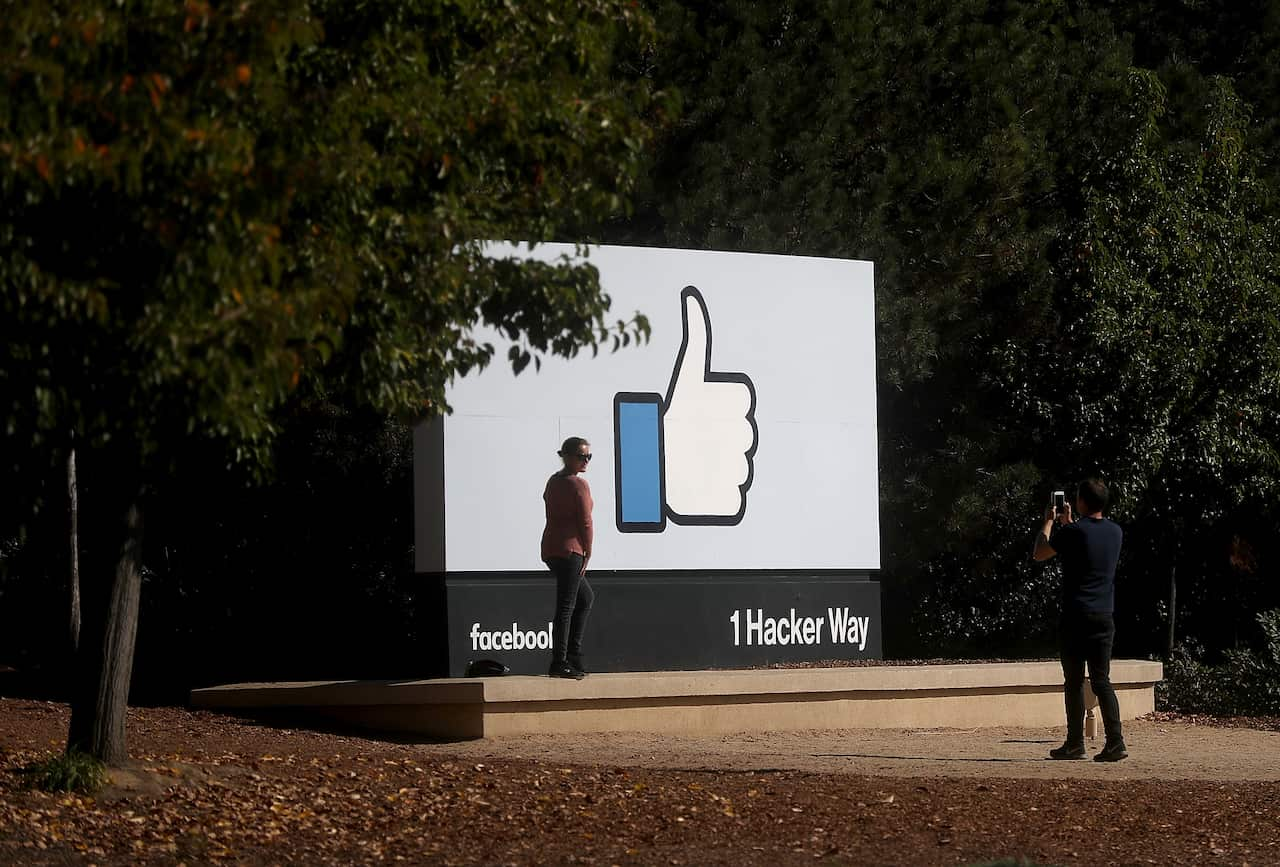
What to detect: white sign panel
<box><xmin>425</xmin><ymin>244</ymin><xmax>879</xmax><ymax>572</ymax></box>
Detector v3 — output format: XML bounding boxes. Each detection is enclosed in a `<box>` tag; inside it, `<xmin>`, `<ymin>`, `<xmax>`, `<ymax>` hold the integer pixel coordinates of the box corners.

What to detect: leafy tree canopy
<box><xmin>1006</xmin><ymin>72</ymin><xmax>1280</xmax><ymax>527</ymax></box>
<box><xmin>620</xmin><ymin>0</ymin><xmax>1280</xmax><ymax>653</ymax></box>
<box><xmin>0</xmin><ymin>0</ymin><xmax>665</xmax><ymax>763</ymax></box>
<box><xmin>1</xmin><ymin>0</ymin><xmax>662</xmax><ymax>496</ymax></box>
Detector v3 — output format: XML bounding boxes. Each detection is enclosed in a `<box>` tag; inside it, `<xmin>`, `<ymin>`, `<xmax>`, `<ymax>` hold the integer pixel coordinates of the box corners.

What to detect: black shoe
<box><xmin>548</xmin><ymin>661</ymin><xmax>585</xmax><ymax>680</ymax></box>
<box><xmin>1049</xmin><ymin>742</ymin><xmax>1087</xmax><ymax>760</ymax></box>
<box><xmin>567</xmin><ymin>656</ymin><xmax>589</xmax><ymax>677</ymax></box>
<box><xmin>1094</xmin><ymin>741</ymin><xmax>1128</xmax><ymax>762</ymax></box>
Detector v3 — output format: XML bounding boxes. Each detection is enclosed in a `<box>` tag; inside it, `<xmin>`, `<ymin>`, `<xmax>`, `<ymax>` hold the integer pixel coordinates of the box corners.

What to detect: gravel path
<box><xmin>418</xmin><ymin>716</ymin><xmax>1280</xmax><ymax>781</ymax></box>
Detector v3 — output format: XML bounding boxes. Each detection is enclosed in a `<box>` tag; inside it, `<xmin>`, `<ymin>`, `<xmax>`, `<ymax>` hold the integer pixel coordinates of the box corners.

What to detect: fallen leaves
<box><xmin>0</xmin><ymin>700</ymin><xmax>1278</xmax><ymax>865</ymax></box>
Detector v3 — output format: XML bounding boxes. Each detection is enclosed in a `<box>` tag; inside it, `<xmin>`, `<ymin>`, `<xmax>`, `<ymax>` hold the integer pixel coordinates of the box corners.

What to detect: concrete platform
<box><xmin>190</xmin><ymin>660</ymin><xmax>1162</xmax><ymax>739</ymax></box>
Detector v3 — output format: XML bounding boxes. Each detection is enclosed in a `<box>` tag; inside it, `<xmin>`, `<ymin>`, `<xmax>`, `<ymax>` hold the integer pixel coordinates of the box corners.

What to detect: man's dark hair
<box><xmin>1077</xmin><ymin>477</ymin><xmax>1109</xmax><ymax>514</ymax></box>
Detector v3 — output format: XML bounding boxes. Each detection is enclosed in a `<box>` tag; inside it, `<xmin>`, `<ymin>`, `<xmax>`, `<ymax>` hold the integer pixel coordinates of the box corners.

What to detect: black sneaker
<box><xmin>548</xmin><ymin>661</ymin><xmax>585</xmax><ymax>680</ymax></box>
<box><xmin>1094</xmin><ymin>741</ymin><xmax>1128</xmax><ymax>762</ymax></box>
<box><xmin>1049</xmin><ymin>742</ymin><xmax>1087</xmax><ymax>760</ymax></box>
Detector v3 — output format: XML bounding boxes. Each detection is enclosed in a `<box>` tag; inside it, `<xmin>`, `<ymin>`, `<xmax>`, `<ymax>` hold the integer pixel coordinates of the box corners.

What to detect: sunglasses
<box><xmin>569</xmin><ymin>452</ymin><xmax>592</xmax><ymax>462</ymax></box>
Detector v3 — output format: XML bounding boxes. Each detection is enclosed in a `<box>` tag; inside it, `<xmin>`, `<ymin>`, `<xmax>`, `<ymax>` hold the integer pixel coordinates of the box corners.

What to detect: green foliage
<box><xmin>895</xmin><ymin>459</ymin><xmax>1057</xmax><ymax>651</ymax></box>
<box><xmin>621</xmin><ymin>1</ymin><xmax>1280</xmax><ymax>655</ymax></box>
<box><xmin>1003</xmin><ymin>71</ymin><xmax>1280</xmax><ymax>526</ymax></box>
<box><xmin>1158</xmin><ymin>609</ymin><xmax>1280</xmax><ymax>716</ymax></box>
<box><xmin>19</xmin><ymin>750</ymin><xmax>107</xmax><ymax>794</ymax></box>
<box><xmin>619</xmin><ymin>0</ymin><xmax>1142</xmax><ymax>651</ymax></box>
<box><xmin>1</xmin><ymin>0</ymin><xmax>664</xmax><ymax>497</ymax></box>
<box><xmin>5</xmin><ymin>0</ymin><xmax>1280</xmax><ymax>680</ymax></box>
<box><xmin>0</xmin><ymin>0</ymin><xmax>667</xmax><ymax>762</ymax></box>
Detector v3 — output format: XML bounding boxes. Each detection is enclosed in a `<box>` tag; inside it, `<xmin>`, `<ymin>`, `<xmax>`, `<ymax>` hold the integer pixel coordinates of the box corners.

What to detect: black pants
<box><xmin>1060</xmin><ymin>611</ymin><xmax>1123</xmax><ymax>745</ymax></box>
<box><xmin>546</xmin><ymin>554</ymin><xmax>593</xmax><ymax>665</ymax></box>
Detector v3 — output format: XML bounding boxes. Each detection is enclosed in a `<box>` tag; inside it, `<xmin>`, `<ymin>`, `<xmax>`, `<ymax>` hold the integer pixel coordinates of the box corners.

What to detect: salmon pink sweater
<box><xmin>541</xmin><ymin>473</ymin><xmax>594</xmax><ymax>561</ymax></box>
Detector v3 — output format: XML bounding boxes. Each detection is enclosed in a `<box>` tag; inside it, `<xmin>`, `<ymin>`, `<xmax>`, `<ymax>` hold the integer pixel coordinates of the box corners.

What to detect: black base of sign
<box><xmin>432</xmin><ymin>571</ymin><xmax>880</xmax><ymax>677</ymax></box>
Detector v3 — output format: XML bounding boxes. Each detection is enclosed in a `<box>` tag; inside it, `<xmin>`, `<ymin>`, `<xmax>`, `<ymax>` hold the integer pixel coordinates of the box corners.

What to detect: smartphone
<box><xmin>1053</xmin><ymin>490</ymin><xmax>1065</xmax><ymax>512</ymax></box>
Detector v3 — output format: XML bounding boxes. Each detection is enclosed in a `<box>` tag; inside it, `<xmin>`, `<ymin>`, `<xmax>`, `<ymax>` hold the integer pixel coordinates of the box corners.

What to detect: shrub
<box><xmin>1158</xmin><ymin>609</ymin><xmax>1280</xmax><ymax>716</ymax></box>
<box><xmin>19</xmin><ymin>751</ymin><xmax>107</xmax><ymax>795</ymax></box>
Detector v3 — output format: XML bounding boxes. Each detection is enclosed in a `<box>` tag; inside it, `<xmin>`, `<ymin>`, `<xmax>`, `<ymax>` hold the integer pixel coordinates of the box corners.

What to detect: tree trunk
<box><xmin>67</xmin><ymin>495</ymin><xmax>144</xmax><ymax>766</ymax></box>
<box><xmin>68</xmin><ymin>444</ymin><xmax>81</xmax><ymax>652</ymax></box>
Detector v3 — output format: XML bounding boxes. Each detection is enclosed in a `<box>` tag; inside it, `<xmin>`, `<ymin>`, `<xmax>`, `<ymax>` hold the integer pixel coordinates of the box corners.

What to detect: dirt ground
<box><xmin>425</xmin><ymin>715</ymin><xmax>1280</xmax><ymax>782</ymax></box>
<box><xmin>1</xmin><ymin>697</ymin><xmax>1278</xmax><ymax>866</ymax></box>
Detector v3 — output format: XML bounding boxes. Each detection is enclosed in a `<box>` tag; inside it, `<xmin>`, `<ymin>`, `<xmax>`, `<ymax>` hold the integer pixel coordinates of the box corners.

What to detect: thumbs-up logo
<box><xmin>613</xmin><ymin>287</ymin><xmax>758</xmax><ymax>532</ymax></box>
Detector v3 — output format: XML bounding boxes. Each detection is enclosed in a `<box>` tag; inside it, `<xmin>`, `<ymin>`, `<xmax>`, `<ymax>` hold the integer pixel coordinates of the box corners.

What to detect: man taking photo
<box><xmin>1033</xmin><ymin>477</ymin><xmax>1128</xmax><ymax>762</ymax></box>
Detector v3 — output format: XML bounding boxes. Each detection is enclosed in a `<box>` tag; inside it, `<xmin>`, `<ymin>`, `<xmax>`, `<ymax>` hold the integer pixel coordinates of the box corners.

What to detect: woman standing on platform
<box><xmin>541</xmin><ymin>436</ymin><xmax>595</xmax><ymax>679</ymax></box>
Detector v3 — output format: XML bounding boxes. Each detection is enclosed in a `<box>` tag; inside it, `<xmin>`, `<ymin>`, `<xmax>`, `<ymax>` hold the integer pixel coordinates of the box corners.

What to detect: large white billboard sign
<box><xmin>417</xmin><ymin>243</ymin><xmax>879</xmax><ymax>572</ymax></box>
